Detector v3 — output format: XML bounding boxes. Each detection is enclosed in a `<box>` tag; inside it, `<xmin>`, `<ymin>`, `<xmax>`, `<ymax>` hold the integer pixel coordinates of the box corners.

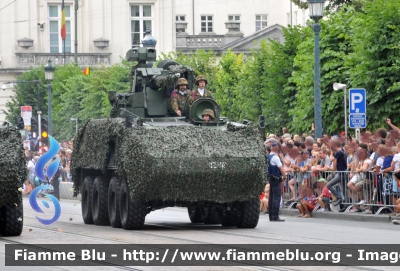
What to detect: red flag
<box><xmin>60</xmin><ymin>1</ymin><xmax>66</xmax><ymax>40</ymax></box>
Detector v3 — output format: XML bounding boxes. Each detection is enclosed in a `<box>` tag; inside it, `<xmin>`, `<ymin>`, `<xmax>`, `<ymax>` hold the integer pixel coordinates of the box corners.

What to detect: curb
<box><xmin>60</xmin><ymin>182</ymin><xmax>81</xmax><ymax>201</ymax></box>
<box><xmin>279</xmin><ymin>209</ymin><xmax>393</xmax><ymax>223</ymax></box>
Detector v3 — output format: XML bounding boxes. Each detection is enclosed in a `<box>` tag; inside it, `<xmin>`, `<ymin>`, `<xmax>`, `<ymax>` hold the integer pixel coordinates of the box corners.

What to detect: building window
<box><xmin>201</xmin><ymin>15</ymin><xmax>213</xmax><ymax>32</ymax></box>
<box><xmin>176</xmin><ymin>15</ymin><xmax>186</xmax><ymax>33</ymax></box>
<box><xmin>294</xmin><ymin>11</ymin><xmax>298</xmax><ymax>25</ymax></box>
<box><xmin>256</xmin><ymin>15</ymin><xmax>268</xmax><ymax>31</ymax></box>
<box><xmin>131</xmin><ymin>5</ymin><xmax>153</xmax><ymax>46</ymax></box>
<box><xmin>287</xmin><ymin>13</ymin><xmax>291</xmax><ymax>26</ymax></box>
<box><xmin>228</xmin><ymin>15</ymin><xmax>240</xmax><ymax>21</ymax></box>
<box><xmin>302</xmin><ymin>10</ymin><xmax>306</xmax><ymax>26</ymax></box>
<box><xmin>176</xmin><ymin>15</ymin><xmax>185</xmax><ymax>21</ymax></box>
<box><xmin>49</xmin><ymin>5</ymin><xmax>72</xmax><ymax>53</ymax></box>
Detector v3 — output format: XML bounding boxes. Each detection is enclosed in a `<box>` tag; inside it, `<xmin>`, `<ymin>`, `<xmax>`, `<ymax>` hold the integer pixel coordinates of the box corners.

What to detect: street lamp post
<box><xmin>333</xmin><ymin>83</ymin><xmax>348</xmax><ymax>145</ymax></box>
<box><xmin>70</xmin><ymin>118</ymin><xmax>78</xmax><ymax>134</ymax></box>
<box><xmin>44</xmin><ymin>59</ymin><xmax>55</xmax><ymax>136</ymax></box>
<box><xmin>307</xmin><ymin>0</ymin><xmax>326</xmax><ymax>139</ymax></box>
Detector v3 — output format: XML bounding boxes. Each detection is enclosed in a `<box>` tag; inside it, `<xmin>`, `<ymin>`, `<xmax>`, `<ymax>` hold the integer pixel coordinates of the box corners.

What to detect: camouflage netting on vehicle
<box><xmin>72</xmin><ymin>119</ymin><xmax>265</xmax><ymax>203</ymax></box>
<box><xmin>0</xmin><ymin>126</ymin><xmax>26</xmax><ymax>207</ymax></box>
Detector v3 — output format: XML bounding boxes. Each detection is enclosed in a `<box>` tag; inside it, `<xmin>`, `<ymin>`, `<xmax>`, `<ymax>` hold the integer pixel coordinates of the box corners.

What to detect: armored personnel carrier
<box><xmin>0</xmin><ymin>120</ymin><xmax>26</xmax><ymax>236</ymax></box>
<box><xmin>72</xmin><ymin>32</ymin><xmax>265</xmax><ymax>230</ymax></box>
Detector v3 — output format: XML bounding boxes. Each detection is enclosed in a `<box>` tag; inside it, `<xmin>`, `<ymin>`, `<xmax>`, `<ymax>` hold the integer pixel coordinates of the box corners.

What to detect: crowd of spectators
<box><xmin>23</xmin><ymin>139</ymin><xmax>74</xmax><ymax>200</ymax></box>
<box><xmin>261</xmin><ymin>120</ymin><xmax>400</xmax><ymax>225</ymax></box>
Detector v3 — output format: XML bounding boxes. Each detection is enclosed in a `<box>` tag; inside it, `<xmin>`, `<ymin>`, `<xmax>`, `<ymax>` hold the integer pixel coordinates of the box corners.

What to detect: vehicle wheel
<box><xmin>120</xmin><ymin>181</ymin><xmax>147</xmax><ymax>230</ymax></box>
<box><xmin>187</xmin><ymin>207</ymin><xmax>203</xmax><ymax>223</ymax></box>
<box><xmin>108</xmin><ymin>177</ymin><xmax>122</xmax><ymax>228</ymax></box>
<box><xmin>221</xmin><ymin>209</ymin><xmax>236</xmax><ymax>227</ymax></box>
<box><xmin>236</xmin><ymin>198</ymin><xmax>260</xmax><ymax>228</ymax></box>
<box><xmin>0</xmin><ymin>201</ymin><xmax>23</xmax><ymax>236</ymax></box>
<box><xmin>92</xmin><ymin>176</ymin><xmax>110</xmax><ymax>226</ymax></box>
<box><xmin>202</xmin><ymin>207</ymin><xmax>221</xmax><ymax>224</ymax></box>
<box><xmin>81</xmin><ymin>176</ymin><xmax>94</xmax><ymax>224</ymax></box>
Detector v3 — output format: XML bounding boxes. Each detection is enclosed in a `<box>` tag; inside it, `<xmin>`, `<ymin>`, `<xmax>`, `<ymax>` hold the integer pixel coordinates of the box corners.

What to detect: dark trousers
<box><xmin>268</xmin><ymin>176</ymin><xmax>282</xmax><ymax>220</ymax></box>
<box><xmin>52</xmin><ymin>179</ymin><xmax>60</xmax><ymax>201</ymax></box>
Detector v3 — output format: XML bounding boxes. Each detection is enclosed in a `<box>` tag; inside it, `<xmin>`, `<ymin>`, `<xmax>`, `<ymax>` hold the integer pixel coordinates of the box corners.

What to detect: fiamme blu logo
<box><xmin>29</xmin><ymin>135</ymin><xmax>61</xmax><ymax>225</ymax></box>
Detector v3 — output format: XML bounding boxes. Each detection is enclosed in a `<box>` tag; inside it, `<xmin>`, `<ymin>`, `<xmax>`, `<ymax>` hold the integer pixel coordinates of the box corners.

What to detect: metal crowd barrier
<box><xmin>280</xmin><ymin>170</ymin><xmax>400</xmax><ymax>216</ymax></box>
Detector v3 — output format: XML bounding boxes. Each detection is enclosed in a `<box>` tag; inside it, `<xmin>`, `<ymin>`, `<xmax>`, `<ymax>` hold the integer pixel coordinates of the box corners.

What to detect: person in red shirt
<box><xmin>315</xmin><ymin>178</ymin><xmax>331</xmax><ymax>212</ymax></box>
<box><xmin>260</xmin><ymin>184</ymin><xmax>270</xmax><ymax>214</ymax></box>
<box><xmin>296</xmin><ymin>186</ymin><xmax>316</xmax><ymax>218</ymax></box>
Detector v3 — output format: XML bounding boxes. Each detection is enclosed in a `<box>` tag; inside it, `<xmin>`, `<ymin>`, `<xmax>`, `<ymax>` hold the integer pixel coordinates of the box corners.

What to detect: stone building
<box><xmin>0</xmin><ymin>0</ymin><xmax>308</xmax><ymax>122</ymax></box>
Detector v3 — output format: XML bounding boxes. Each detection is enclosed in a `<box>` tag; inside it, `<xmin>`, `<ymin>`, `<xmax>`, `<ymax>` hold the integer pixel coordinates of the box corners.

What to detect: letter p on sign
<box><xmin>349</xmin><ymin>89</ymin><xmax>366</xmax><ymax>114</ymax></box>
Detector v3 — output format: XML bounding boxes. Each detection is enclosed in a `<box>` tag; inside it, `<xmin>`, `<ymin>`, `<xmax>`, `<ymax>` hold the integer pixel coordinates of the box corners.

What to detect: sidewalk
<box><xmin>279</xmin><ymin>208</ymin><xmax>395</xmax><ymax>223</ymax></box>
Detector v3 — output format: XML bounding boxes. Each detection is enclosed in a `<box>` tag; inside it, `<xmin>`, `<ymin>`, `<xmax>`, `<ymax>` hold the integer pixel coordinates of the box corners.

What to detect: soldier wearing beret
<box><xmin>187</xmin><ymin>75</ymin><xmax>214</xmax><ymax>106</ymax></box>
<box><xmin>170</xmin><ymin>78</ymin><xmax>191</xmax><ymax>116</ymax></box>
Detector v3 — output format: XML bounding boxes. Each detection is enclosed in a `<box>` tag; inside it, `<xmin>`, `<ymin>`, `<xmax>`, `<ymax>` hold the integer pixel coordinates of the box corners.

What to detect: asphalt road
<box><xmin>0</xmin><ymin>198</ymin><xmax>398</xmax><ymax>271</ymax></box>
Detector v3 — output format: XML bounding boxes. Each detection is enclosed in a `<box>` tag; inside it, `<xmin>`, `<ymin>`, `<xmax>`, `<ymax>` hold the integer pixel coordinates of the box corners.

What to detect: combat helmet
<box><xmin>195</xmin><ymin>75</ymin><xmax>207</xmax><ymax>85</ymax></box>
<box><xmin>176</xmin><ymin>78</ymin><xmax>188</xmax><ymax>86</ymax></box>
<box><xmin>202</xmin><ymin>109</ymin><xmax>215</xmax><ymax>119</ymax></box>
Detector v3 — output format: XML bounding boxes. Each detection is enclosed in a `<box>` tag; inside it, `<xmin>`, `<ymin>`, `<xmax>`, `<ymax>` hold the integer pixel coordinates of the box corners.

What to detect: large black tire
<box><xmin>81</xmin><ymin>176</ymin><xmax>94</xmax><ymax>224</ymax></box>
<box><xmin>236</xmin><ymin>198</ymin><xmax>260</xmax><ymax>228</ymax></box>
<box><xmin>92</xmin><ymin>176</ymin><xmax>110</xmax><ymax>226</ymax></box>
<box><xmin>157</xmin><ymin>59</ymin><xmax>178</xmax><ymax>69</ymax></box>
<box><xmin>187</xmin><ymin>207</ymin><xmax>204</xmax><ymax>223</ymax></box>
<box><xmin>108</xmin><ymin>177</ymin><xmax>122</xmax><ymax>228</ymax></box>
<box><xmin>0</xmin><ymin>202</ymin><xmax>23</xmax><ymax>236</ymax></box>
<box><xmin>120</xmin><ymin>181</ymin><xmax>147</xmax><ymax>230</ymax></box>
<box><xmin>202</xmin><ymin>207</ymin><xmax>221</xmax><ymax>224</ymax></box>
<box><xmin>221</xmin><ymin>209</ymin><xmax>237</xmax><ymax>227</ymax></box>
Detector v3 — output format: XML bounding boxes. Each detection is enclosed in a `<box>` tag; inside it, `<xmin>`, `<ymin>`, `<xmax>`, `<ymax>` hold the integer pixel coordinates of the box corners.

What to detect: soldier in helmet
<box><xmin>170</xmin><ymin>78</ymin><xmax>191</xmax><ymax>116</ymax></box>
<box><xmin>202</xmin><ymin>109</ymin><xmax>215</xmax><ymax>122</ymax></box>
<box><xmin>187</xmin><ymin>75</ymin><xmax>214</xmax><ymax>106</ymax></box>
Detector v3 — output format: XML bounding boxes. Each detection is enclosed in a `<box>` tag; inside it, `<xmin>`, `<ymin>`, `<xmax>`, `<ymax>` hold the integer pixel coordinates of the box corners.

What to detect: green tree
<box><xmin>157</xmin><ymin>50</ymin><xmax>218</xmax><ymax>90</ymax></box>
<box><xmin>3</xmin><ymin>59</ymin><xmax>135</xmax><ymax>142</ymax></box>
<box><xmin>213</xmin><ymin>49</ymin><xmax>245</xmax><ymax>120</ymax></box>
<box><xmin>291</xmin><ymin>0</ymin><xmax>362</xmax><ymax>13</ymax></box>
<box><xmin>3</xmin><ymin>67</ymin><xmax>47</xmax><ymax>125</ymax></box>
<box><xmin>55</xmin><ymin>59</ymin><xmax>134</xmax><ymax>141</ymax></box>
<box><xmin>263</xmin><ymin>26</ymin><xmax>311</xmax><ymax>132</ymax></box>
<box><xmin>287</xmin><ymin>5</ymin><xmax>356</xmax><ymax>134</ymax></box>
<box><xmin>346</xmin><ymin>0</ymin><xmax>400</xmax><ymax>130</ymax></box>
<box><xmin>51</xmin><ymin>64</ymin><xmax>83</xmax><ymax>140</ymax></box>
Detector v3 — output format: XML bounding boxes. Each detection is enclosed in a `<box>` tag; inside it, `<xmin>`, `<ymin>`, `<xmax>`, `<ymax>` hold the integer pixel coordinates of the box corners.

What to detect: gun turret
<box><xmin>109</xmin><ymin>30</ymin><xmax>195</xmax><ymax>120</ymax></box>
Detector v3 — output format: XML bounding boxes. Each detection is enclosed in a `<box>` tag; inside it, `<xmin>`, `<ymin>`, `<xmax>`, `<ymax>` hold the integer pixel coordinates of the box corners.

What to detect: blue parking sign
<box><xmin>349</xmin><ymin>88</ymin><xmax>366</xmax><ymax>114</ymax></box>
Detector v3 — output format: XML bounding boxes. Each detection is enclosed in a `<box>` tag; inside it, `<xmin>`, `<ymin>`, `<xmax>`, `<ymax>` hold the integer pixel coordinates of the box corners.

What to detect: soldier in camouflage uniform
<box><xmin>170</xmin><ymin>78</ymin><xmax>191</xmax><ymax>116</ymax></box>
<box><xmin>187</xmin><ymin>75</ymin><xmax>214</xmax><ymax>106</ymax></box>
<box><xmin>202</xmin><ymin>109</ymin><xmax>215</xmax><ymax>122</ymax></box>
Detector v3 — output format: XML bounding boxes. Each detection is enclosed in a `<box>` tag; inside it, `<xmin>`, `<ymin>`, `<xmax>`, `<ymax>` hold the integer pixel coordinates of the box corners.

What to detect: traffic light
<box><xmin>30</xmin><ymin>117</ymin><xmax>38</xmax><ymax>133</ymax></box>
<box><xmin>30</xmin><ymin>117</ymin><xmax>39</xmax><ymax>151</ymax></box>
<box><xmin>41</xmin><ymin>117</ymin><xmax>49</xmax><ymax>146</ymax></box>
<box><xmin>16</xmin><ymin>117</ymin><xmax>24</xmax><ymax>130</ymax></box>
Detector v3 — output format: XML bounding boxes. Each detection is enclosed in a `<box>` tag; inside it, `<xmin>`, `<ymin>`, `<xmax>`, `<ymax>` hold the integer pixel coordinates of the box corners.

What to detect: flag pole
<box><xmin>74</xmin><ymin>0</ymin><xmax>78</xmax><ymax>64</ymax></box>
<box><xmin>61</xmin><ymin>0</ymin><xmax>66</xmax><ymax>65</ymax></box>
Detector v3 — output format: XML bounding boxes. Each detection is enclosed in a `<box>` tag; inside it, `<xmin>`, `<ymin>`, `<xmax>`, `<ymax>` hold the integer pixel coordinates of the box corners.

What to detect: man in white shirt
<box><xmin>26</xmin><ymin>156</ymin><xmax>36</xmax><ymax>188</ymax></box>
<box><xmin>187</xmin><ymin>75</ymin><xmax>214</xmax><ymax>106</ymax></box>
